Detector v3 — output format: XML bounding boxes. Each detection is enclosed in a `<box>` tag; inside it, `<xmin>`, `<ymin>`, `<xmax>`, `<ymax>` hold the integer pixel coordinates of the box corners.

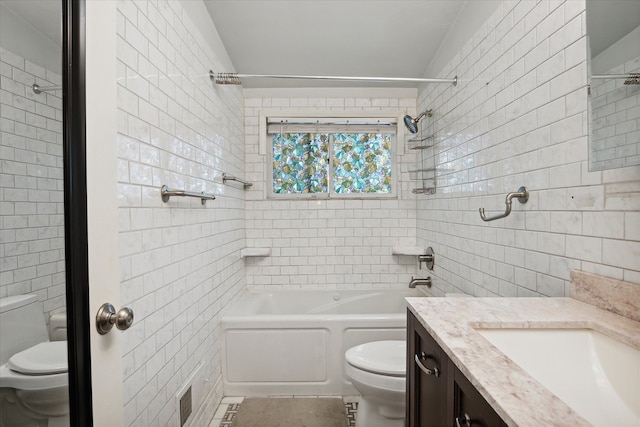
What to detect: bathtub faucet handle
<box><xmin>418</xmin><ymin>247</ymin><xmax>435</xmax><ymax>270</ymax></box>
<box><xmin>409</xmin><ymin>276</ymin><xmax>432</xmax><ymax>288</ymax></box>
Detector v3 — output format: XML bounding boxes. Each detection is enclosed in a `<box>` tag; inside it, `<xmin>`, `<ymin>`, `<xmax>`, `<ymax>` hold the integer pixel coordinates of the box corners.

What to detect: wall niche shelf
<box><xmin>409</xmin><ymin>168</ymin><xmax>438</xmax><ymax>173</ymax></box>
<box><xmin>408</xmin><ymin>135</ymin><xmax>433</xmax><ymax>142</ymax></box>
<box><xmin>412</xmin><ymin>188</ymin><xmax>436</xmax><ymax>195</ymax></box>
<box><xmin>409</xmin><ymin>144</ymin><xmax>433</xmax><ymax>150</ymax></box>
<box><xmin>408</xmin><ymin>135</ymin><xmax>434</xmax><ymax>150</ymax></box>
<box><xmin>391</xmin><ymin>246</ymin><xmax>425</xmax><ymax>256</ymax></box>
<box><xmin>240</xmin><ymin>248</ymin><xmax>271</xmax><ymax>258</ymax></box>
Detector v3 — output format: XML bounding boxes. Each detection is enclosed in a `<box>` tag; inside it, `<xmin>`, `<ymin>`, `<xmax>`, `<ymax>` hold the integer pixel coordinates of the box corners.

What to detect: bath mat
<box><xmin>232</xmin><ymin>397</ymin><xmax>347</xmax><ymax>427</ymax></box>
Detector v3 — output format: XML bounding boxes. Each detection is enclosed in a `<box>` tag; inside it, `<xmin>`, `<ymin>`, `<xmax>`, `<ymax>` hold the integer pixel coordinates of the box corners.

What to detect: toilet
<box><xmin>0</xmin><ymin>294</ymin><xmax>69</xmax><ymax>427</ymax></box>
<box><xmin>345</xmin><ymin>340</ymin><xmax>406</xmax><ymax>427</ymax></box>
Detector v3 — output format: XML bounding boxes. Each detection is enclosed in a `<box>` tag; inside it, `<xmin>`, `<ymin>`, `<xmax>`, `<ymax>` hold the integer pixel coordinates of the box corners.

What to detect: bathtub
<box><xmin>221</xmin><ymin>288</ymin><xmax>422</xmax><ymax>396</ymax></box>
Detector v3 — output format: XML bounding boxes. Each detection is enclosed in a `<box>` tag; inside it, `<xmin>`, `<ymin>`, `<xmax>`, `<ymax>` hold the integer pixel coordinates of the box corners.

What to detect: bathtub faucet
<box><xmin>409</xmin><ymin>276</ymin><xmax>432</xmax><ymax>288</ymax></box>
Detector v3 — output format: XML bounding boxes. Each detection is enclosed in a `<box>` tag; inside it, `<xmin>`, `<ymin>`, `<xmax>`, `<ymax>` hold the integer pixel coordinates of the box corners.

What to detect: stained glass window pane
<box><xmin>332</xmin><ymin>133</ymin><xmax>392</xmax><ymax>194</ymax></box>
<box><xmin>272</xmin><ymin>133</ymin><xmax>329</xmax><ymax>194</ymax></box>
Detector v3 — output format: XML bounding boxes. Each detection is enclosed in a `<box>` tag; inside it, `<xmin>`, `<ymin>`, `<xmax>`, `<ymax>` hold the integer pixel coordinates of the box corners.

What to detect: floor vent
<box><xmin>179</xmin><ymin>386</ymin><xmax>192</xmax><ymax>427</ymax></box>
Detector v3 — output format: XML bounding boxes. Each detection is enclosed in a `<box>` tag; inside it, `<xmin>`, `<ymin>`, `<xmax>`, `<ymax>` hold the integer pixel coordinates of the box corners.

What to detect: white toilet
<box><xmin>345</xmin><ymin>340</ymin><xmax>406</xmax><ymax>427</ymax></box>
<box><xmin>0</xmin><ymin>294</ymin><xmax>69</xmax><ymax>427</ymax></box>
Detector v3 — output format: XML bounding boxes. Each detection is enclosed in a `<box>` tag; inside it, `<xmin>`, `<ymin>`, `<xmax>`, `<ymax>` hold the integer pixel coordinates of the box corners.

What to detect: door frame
<box><xmin>62</xmin><ymin>0</ymin><xmax>93</xmax><ymax>424</ymax></box>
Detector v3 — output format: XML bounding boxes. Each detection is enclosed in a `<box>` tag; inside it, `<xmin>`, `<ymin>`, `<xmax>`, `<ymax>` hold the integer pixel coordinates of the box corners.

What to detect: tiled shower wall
<box><xmin>244</xmin><ymin>93</ymin><xmax>422</xmax><ymax>288</ymax></box>
<box><xmin>590</xmin><ymin>53</ymin><xmax>640</xmax><ymax>170</ymax></box>
<box><xmin>115</xmin><ymin>1</ymin><xmax>245</xmax><ymax>425</ymax></box>
<box><xmin>416</xmin><ymin>0</ymin><xmax>640</xmax><ymax>297</ymax></box>
<box><xmin>0</xmin><ymin>47</ymin><xmax>65</xmax><ymax>320</ymax></box>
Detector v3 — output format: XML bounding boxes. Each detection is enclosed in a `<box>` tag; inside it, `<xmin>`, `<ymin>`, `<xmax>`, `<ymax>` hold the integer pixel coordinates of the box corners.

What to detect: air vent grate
<box><xmin>179</xmin><ymin>386</ymin><xmax>192</xmax><ymax>426</ymax></box>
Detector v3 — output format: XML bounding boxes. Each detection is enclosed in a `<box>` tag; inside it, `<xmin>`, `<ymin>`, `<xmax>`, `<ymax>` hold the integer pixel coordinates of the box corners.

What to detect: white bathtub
<box><xmin>221</xmin><ymin>288</ymin><xmax>422</xmax><ymax>396</ymax></box>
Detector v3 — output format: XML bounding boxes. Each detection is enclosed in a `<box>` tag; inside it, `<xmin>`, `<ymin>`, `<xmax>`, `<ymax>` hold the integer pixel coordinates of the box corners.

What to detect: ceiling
<box><xmin>1</xmin><ymin>0</ymin><xmax>61</xmax><ymax>46</ymax></box>
<box><xmin>203</xmin><ymin>0</ymin><xmax>466</xmax><ymax>88</ymax></box>
<box><xmin>204</xmin><ymin>0</ymin><xmax>640</xmax><ymax>88</ymax></box>
<box><xmin>586</xmin><ymin>0</ymin><xmax>640</xmax><ymax>58</ymax></box>
<box><xmin>3</xmin><ymin>1</ymin><xmax>640</xmax><ymax>89</ymax></box>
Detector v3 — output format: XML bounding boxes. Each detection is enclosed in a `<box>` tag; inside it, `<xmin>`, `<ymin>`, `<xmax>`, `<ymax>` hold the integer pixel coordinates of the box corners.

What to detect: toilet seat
<box><xmin>345</xmin><ymin>361</ymin><xmax>406</xmax><ymax>392</ymax></box>
<box><xmin>0</xmin><ymin>365</ymin><xmax>67</xmax><ymax>390</ymax></box>
<box><xmin>345</xmin><ymin>340</ymin><xmax>406</xmax><ymax>377</ymax></box>
<box><xmin>8</xmin><ymin>342</ymin><xmax>68</xmax><ymax>375</ymax></box>
<box><xmin>0</xmin><ymin>342</ymin><xmax>68</xmax><ymax>391</ymax></box>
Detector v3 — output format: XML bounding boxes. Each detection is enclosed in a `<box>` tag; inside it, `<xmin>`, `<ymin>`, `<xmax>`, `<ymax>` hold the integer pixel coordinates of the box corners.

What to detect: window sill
<box><xmin>267</xmin><ymin>193</ymin><xmax>397</xmax><ymax>201</ymax></box>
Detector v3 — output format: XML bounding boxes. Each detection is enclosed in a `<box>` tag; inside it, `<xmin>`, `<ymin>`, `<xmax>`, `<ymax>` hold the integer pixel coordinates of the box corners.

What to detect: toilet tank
<box><xmin>49</xmin><ymin>312</ymin><xmax>68</xmax><ymax>341</ymax></box>
<box><xmin>0</xmin><ymin>294</ymin><xmax>49</xmax><ymax>365</ymax></box>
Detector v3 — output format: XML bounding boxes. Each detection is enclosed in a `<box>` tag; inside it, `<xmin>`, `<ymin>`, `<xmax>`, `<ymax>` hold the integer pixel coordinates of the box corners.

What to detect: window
<box><xmin>268</xmin><ymin>117</ymin><xmax>396</xmax><ymax>198</ymax></box>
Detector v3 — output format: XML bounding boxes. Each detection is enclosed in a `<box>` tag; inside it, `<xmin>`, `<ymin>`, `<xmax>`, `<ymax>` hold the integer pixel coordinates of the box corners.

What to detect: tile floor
<box><xmin>208</xmin><ymin>396</ymin><xmax>359</xmax><ymax>427</ymax></box>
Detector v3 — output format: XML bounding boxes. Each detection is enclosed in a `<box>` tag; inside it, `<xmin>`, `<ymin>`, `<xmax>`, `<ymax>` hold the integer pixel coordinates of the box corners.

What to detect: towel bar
<box><xmin>222</xmin><ymin>173</ymin><xmax>253</xmax><ymax>189</ymax></box>
<box><xmin>160</xmin><ymin>185</ymin><xmax>216</xmax><ymax>205</ymax></box>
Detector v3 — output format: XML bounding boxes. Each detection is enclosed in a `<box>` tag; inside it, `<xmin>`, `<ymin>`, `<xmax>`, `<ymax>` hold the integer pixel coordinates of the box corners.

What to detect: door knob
<box><xmin>96</xmin><ymin>303</ymin><xmax>134</xmax><ymax>335</ymax></box>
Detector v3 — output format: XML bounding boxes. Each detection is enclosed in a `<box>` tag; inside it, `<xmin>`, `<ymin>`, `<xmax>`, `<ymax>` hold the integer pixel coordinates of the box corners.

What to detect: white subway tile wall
<box><xmin>0</xmin><ymin>47</ymin><xmax>66</xmax><ymax>320</ymax></box>
<box><xmin>416</xmin><ymin>0</ymin><xmax>640</xmax><ymax>297</ymax></box>
<box><xmin>116</xmin><ymin>1</ymin><xmax>245</xmax><ymax>426</ymax></box>
<box><xmin>590</xmin><ymin>54</ymin><xmax>640</xmax><ymax>170</ymax></box>
<box><xmin>244</xmin><ymin>95</ymin><xmax>422</xmax><ymax>289</ymax></box>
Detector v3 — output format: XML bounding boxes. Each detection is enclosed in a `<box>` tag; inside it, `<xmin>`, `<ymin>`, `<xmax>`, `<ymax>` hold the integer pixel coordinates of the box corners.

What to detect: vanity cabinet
<box><xmin>407</xmin><ymin>311</ymin><xmax>507</xmax><ymax>427</ymax></box>
<box><xmin>453</xmin><ymin>367</ymin><xmax>507</xmax><ymax>427</ymax></box>
<box><xmin>407</xmin><ymin>309</ymin><xmax>450</xmax><ymax>426</ymax></box>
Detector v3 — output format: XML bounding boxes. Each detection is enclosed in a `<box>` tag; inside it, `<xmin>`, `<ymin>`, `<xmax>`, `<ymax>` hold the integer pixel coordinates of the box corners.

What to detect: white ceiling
<box><xmin>3</xmin><ymin>1</ymin><xmax>639</xmax><ymax>89</ymax></box>
<box><xmin>586</xmin><ymin>0</ymin><xmax>640</xmax><ymax>58</ymax></box>
<box><xmin>1</xmin><ymin>0</ymin><xmax>61</xmax><ymax>46</ymax></box>
<box><xmin>203</xmin><ymin>0</ymin><xmax>466</xmax><ymax>88</ymax></box>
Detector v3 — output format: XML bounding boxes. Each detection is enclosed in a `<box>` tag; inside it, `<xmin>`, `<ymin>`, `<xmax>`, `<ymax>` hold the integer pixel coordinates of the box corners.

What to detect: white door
<box><xmin>86</xmin><ymin>1</ymin><xmax>125</xmax><ymax>426</ymax></box>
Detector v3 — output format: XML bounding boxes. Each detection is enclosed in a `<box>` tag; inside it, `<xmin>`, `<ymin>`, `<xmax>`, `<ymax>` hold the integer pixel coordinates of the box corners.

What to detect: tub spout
<box><xmin>409</xmin><ymin>276</ymin><xmax>432</xmax><ymax>288</ymax></box>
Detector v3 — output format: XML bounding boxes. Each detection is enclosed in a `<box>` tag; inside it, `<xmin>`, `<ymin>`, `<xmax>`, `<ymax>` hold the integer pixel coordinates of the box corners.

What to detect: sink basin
<box><xmin>476</xmin><ymin>328</ymin><xmax>640</xmax><ymax>427</ymax></box>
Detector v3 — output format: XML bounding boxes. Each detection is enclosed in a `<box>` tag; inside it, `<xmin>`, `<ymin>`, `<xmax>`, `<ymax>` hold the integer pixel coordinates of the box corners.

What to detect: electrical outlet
<box><xmin>179</xmin><ymin>386</ymin><xmax>192</xmax><ymax>427</ymax></box>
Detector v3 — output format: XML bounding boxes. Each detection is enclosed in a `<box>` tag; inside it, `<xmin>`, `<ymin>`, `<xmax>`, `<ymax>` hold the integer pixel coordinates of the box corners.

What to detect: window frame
<box><xmin>261</xmin><ymin>109</ymin><xmax>406</xmax><ymax>200</ymax></box>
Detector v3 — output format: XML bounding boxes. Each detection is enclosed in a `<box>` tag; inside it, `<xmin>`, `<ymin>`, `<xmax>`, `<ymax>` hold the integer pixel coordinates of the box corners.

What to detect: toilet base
<box><xmin>48</xmin><ymin>414</ymin><xmax>70</xmax><ymax>427</ymax></box>
<box><xmin>0</xmin><ymin>388</ymin><xmax>69</xmax><ymax>427</ymax></box>
<box><xmin>355</xmin><ymin>398</ymin><xmax>404</xmax><ymax>427</ymax></box>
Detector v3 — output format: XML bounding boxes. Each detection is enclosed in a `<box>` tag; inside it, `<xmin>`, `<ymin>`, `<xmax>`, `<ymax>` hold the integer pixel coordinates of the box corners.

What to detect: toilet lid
<box><xmin>345</xmin><ymin>340</ymin><xmax>406</xmax><ymax>376</ymax></box>
<box><xmin>8</xmin><ymin>342</ymin><xmax>68</xmax><ymax>375</ymax></box>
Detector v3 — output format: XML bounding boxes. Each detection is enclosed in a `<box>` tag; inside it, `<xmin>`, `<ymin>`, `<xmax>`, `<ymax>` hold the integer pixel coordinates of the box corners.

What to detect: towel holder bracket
<box><xmin>479</xmin><ymin>186</ymin><xmax>528</xmax><ymax>222</ymax></box>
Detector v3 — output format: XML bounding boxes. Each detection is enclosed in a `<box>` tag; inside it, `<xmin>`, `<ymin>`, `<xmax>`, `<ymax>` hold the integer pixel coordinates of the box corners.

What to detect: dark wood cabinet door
<box><xmin>453</xmin><ymin>367</ymin><xmax>507</xmax><ymax>427</ymax></box>
<box><xmin>407</xmin><ymin>311</ymin><xmax>448</xmax><ymax>427</ymax></box>
<box><xmin>407</xmin><ymin>310</ymin><xmax>507</xmax><ymax>427</ymax></box>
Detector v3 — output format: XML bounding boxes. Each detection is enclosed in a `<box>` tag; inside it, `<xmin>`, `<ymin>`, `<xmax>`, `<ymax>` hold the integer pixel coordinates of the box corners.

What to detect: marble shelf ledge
<box><xmin>391</xmin><ymin>246</ymin><xmax>425</xmax><ymax>256</ymax></box>
<box><xmin>240</xmin><ymin>248</ymin><xmax>271</xmax><ymax>258</ymax></box>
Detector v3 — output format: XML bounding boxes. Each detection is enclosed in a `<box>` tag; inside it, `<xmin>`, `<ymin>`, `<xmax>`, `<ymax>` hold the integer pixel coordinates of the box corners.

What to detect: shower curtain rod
<box><xmin>591</xmin><ymin>73</ymin><xmax>636</xmax><ymax>79</ymax></box>
<box><xmin>210</xmin><ymin>70</ymin><xmax>457</xmax><ymax>86</ymax></box>
<box><xmin>591</xmin><ymin>73</ymin><xmax>639</xmax><ymax>85</ymax></box>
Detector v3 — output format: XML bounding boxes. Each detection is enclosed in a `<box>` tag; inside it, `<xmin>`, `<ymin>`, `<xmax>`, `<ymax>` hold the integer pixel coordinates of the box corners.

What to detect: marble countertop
<box><xmin>406</xmin><ymin>297</ymin><xmax>640</xmax><ymax>427</ymax></box>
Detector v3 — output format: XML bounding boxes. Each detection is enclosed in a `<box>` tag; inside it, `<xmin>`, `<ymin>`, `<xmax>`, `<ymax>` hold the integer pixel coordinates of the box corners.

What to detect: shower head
<box><xmin>403</xmin><ymin>115</ymin><xmax>418</xmax><ymax>134</ymax></box>
<box><xmin>403</xmin><ymin>109</ymin><xmax>433</xmax><ymax>133</ymax></box>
